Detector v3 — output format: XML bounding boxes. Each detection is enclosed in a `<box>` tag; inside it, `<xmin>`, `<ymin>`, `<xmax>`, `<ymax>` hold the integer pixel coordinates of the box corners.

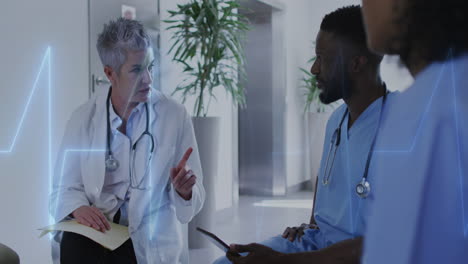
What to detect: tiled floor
<box><xmin>189</xmin><ymin>191</ymin><xmax>314</xmax><ymax>264</ymax></box>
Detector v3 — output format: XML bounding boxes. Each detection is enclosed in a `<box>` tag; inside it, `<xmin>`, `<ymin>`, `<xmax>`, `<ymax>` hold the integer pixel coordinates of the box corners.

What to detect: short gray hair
<box><xmin>97</xmin><ymin>18</ymin><xmax>152</xmax><ymax>72</ymax></box>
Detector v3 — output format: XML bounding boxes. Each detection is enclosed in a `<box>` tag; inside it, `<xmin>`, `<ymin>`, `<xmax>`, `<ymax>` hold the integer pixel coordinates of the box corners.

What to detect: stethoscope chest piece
<box><xmin>356</xmin><ymin>178</ymin><xmax>371</xmax><ymax>198</ymax></box>
<box><xmin>105</xmin><ymin>154</ymin><xmax>120</xmax><ymax>172</ymax></box>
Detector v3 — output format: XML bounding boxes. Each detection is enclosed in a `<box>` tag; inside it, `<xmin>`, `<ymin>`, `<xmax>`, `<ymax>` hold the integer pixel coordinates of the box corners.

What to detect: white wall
<box><xmin>0</xmin><ymin>1</ymin><xmax>89</xmax><ymax>263</ymax></box>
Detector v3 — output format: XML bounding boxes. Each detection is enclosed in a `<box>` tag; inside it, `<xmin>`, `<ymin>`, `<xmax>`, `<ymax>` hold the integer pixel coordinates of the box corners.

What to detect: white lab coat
<box><xmin>50</xmin><ymin>87</ymin><xmax>205</xmax><ymax>263</ymax></box>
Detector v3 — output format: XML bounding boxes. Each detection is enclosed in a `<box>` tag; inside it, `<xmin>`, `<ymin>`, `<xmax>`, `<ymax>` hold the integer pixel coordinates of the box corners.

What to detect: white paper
<box><xmin>39</xmin><ymin>220</ymin><xmax>130</xmax><ymax>251</ymax></box>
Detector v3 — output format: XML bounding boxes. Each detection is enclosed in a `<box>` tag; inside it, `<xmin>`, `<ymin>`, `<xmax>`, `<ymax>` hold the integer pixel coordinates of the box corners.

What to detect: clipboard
<box><xmin>196</xmin><ymin>227</ymin><xmax>240</xmax><ymax>256</ymax></box>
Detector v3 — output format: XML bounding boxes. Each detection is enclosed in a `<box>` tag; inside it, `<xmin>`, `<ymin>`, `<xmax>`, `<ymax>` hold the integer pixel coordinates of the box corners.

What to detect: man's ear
<box><xmin>351</xmin><ymin>55</ymin><xmax>368</xmax><ymax>73</ymax></box>
<box><xmin>103</xmin><ymin>65</ymin><xmax>117</xmax><ymax>84</ymax></box>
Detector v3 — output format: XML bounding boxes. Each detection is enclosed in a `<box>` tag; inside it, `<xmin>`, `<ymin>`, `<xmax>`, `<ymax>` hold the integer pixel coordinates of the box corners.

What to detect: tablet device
<box><xmin>196</xmin><ymin>227</ymin><xmax>238</xmax><ymax>255</ymax></box>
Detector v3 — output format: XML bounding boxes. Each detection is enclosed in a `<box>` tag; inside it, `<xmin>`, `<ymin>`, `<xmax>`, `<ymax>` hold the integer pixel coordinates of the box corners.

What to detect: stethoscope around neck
<box><xmin>105</xmin><ymin>88</ymin><xmax>155</xmax><ymax>190</ymax></box>
<box><xmin>322</xmin><ymin>85</ymin><xmax>388</xmax><ymax>199</ymax></box>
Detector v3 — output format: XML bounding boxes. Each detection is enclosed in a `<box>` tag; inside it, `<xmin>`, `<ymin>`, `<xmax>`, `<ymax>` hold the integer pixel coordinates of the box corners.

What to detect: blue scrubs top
<box><xmin>312</xmin><ymin>93</ymin><xmax>390</xmax><ymax>249</ymax></box>
<box><xmin>363</xmin><ymin>54</ymin><xmax>468</xmax><ymax>263</ymax></box>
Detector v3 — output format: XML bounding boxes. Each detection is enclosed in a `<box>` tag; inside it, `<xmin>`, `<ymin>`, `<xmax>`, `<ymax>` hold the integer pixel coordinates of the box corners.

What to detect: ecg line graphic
<box><xmin>0</xmin><ymin>47</ymin><xmax>52</xmax><ymax>214</ymax></box>
<box><xmin>0</xmin><ymin>47</ymin><xmax>164</xmax><ymax>242</ymax></box>
<box><xmin>0</xmin><ymin>47</ymin><xmax>51</xmax><ymax>154</ymax></box>
<box><xmin>0</xmin><ymin>47</ymin><xmax>56</xmax><ymax>225</ymax></box>
<box><xmin>370</xmin><ymin>55</ymin><xmax>467</xmax><ymax>236</ymax></box>
<box><xmin>50</xmin><ymin>149</ymin><xmax>105</xmax><ymax>222</ymax></box>
<box><xmin>3</xmin><ymin>46</ymin><xmax>466</xmax><ymax>250</ymax></box>
<box><xmin>0</xmin><ymin>49</ymin><xmax>105</xmax><ymax>228</ymax></box>
<box><xmin>373</xmin><ymin>60</ymin><xmax>446</xmax><ymax>154</ymax></box>
<box><xmin>0</xmin><ymin>47</ymin><xmax>63</xmax><ymax>226</ymax></box>
<box><xmin>450</xmin><ymin>57</ymin><xmax>468</xmax><ymax>236</ymax></box>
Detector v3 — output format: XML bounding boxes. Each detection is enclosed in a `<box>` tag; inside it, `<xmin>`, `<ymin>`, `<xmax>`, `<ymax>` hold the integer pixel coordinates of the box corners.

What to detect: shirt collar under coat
<box><xmin>108</xmin><ymin>96</ymin><xmax>144</xmax><ymax>136</ymax></box>
<box><xmin>94</xmin><ymin>86</ymin><xmax>161</xmax><ymax>134</ymax></box>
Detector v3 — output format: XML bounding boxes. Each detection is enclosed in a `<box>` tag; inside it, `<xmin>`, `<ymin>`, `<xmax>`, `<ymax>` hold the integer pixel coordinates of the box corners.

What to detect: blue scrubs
<box><xmin>214</xmin><ymin>94</ymin><xmax>388</xmax><ymax>264</ymax></box>
<box><xmin>363</xmin><ymin>54</ymin><xmax>468</xmax><ymax>264</ymax></box>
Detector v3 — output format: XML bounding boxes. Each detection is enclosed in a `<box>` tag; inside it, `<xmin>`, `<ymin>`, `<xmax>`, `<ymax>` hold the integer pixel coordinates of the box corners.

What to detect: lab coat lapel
<box><xmin>82</xmin><ymin>87</ymin><xmax>108</xmax><ymax>201</ymax></box>
<box><xmin>132</xmin><ymin>90</ymin><xmax>159</xmax><ymax>143</ymax></box>
<box><xmin>148</xmin><ymin>90</ymin><xmax>170</xmax><ymax>190</ymax></box>
<box><xmin>128</xmin><ymin>90</ymin><xmax>166</xmax><ymax>234</ymax></box>
<box><xmin>147</xmin><ymin>89</ymin><xmax>160</xmax><ymax>134</ymax></box>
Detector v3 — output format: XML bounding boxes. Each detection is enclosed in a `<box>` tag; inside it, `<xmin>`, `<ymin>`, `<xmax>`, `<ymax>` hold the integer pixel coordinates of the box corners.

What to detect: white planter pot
<box><xmin>188</xmin><ymin>116</ymin><xmax>221</xmax><ymax>249</ymax></box>
<box><xmin>0</xmin><ymin>243</ymin><xmax>19</xmax><ymax>264</ymax></box>
<box><xmin>306</xmin><ymin>112</ymin><xmax>331</xmax><ymax>187</ymax></box>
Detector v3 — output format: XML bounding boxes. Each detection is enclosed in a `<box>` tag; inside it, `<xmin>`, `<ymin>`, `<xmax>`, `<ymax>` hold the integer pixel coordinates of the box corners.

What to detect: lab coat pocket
<box><xmin>135</xmin><ymin>205</ymin><xmax>184</xmax><ymax>263</ymax></box>
<box><xmin>132</xmin><ymin>208</ymin><xmax>186</xmax><ymax>264</ymax></box>
<box><xmin>154</xmin><ymin>205</ymin><xmax>184</xmax><ymax>263</ymax></box>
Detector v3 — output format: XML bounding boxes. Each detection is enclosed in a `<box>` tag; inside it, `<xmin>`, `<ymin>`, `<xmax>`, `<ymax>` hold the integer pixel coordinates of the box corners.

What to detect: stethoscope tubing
<box><xmin>105</xmin><ymin>88</ymin><xmax>155</xmax><ymax>190</ymax></box>
<box><xmin>322</xmin><ymin>85</ymin><xmax>388</xmax><ymax>198</ymax></box>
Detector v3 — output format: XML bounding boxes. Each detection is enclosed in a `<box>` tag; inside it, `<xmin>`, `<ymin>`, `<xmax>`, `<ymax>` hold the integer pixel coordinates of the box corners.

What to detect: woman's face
<box><xmin>361</xmin><ymin>0</ymin><xmax>407</xmax><ymax>55</ymax></box>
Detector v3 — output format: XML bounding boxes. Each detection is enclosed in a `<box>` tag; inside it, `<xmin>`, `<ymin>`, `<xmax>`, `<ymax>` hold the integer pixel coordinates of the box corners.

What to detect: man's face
<box><xmin>362</xmin><ymin>0</ymin><xmax>407</xmax><ymax>55</ymax></box>
<box><xmin>110</xmin><ymin>48</ymin><xmax>154</xmax><ymax>104</ymax></box>
<box><xmin>311</xmin><ymin>30</ymin><xmax>352</xmax><ymax>104</ymax></box>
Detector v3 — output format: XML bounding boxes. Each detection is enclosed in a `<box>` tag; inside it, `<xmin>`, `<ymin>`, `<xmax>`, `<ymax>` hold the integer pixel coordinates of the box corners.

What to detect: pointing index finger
<box><xmin>177</xmin><ymin>147</ymin><xmax>193</xmax><ymax>170</ymax></box>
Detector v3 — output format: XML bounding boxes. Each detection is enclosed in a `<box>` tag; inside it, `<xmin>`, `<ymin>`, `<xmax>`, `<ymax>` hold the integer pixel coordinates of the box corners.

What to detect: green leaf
<box><xmin>164</xmin><ymin>0</ymin><xmax>250</xmax><ymax>115</ymax></box>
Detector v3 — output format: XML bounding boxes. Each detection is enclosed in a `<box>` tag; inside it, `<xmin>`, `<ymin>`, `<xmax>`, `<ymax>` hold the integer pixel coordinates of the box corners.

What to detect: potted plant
<box><xmin>301</xmin><ymin>56</ymin><xmax>325</xmax><ymax>114</ymax></box>
<box><xmin>165</xmin><ymin>0</ymin><xmax>248</xmax><ymax>116</ymax></box>
<box><xmin>164</xmin><ymin>0</ymin><xmax>249</xmax><ymax>249</ymax></box>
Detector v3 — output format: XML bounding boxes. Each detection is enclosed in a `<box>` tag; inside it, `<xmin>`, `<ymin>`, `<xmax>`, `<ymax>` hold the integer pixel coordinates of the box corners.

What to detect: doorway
<box><xmin>238</xmin><ymin>0</ymin><xmax>286</xmax><ymax>196</ymax></box>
